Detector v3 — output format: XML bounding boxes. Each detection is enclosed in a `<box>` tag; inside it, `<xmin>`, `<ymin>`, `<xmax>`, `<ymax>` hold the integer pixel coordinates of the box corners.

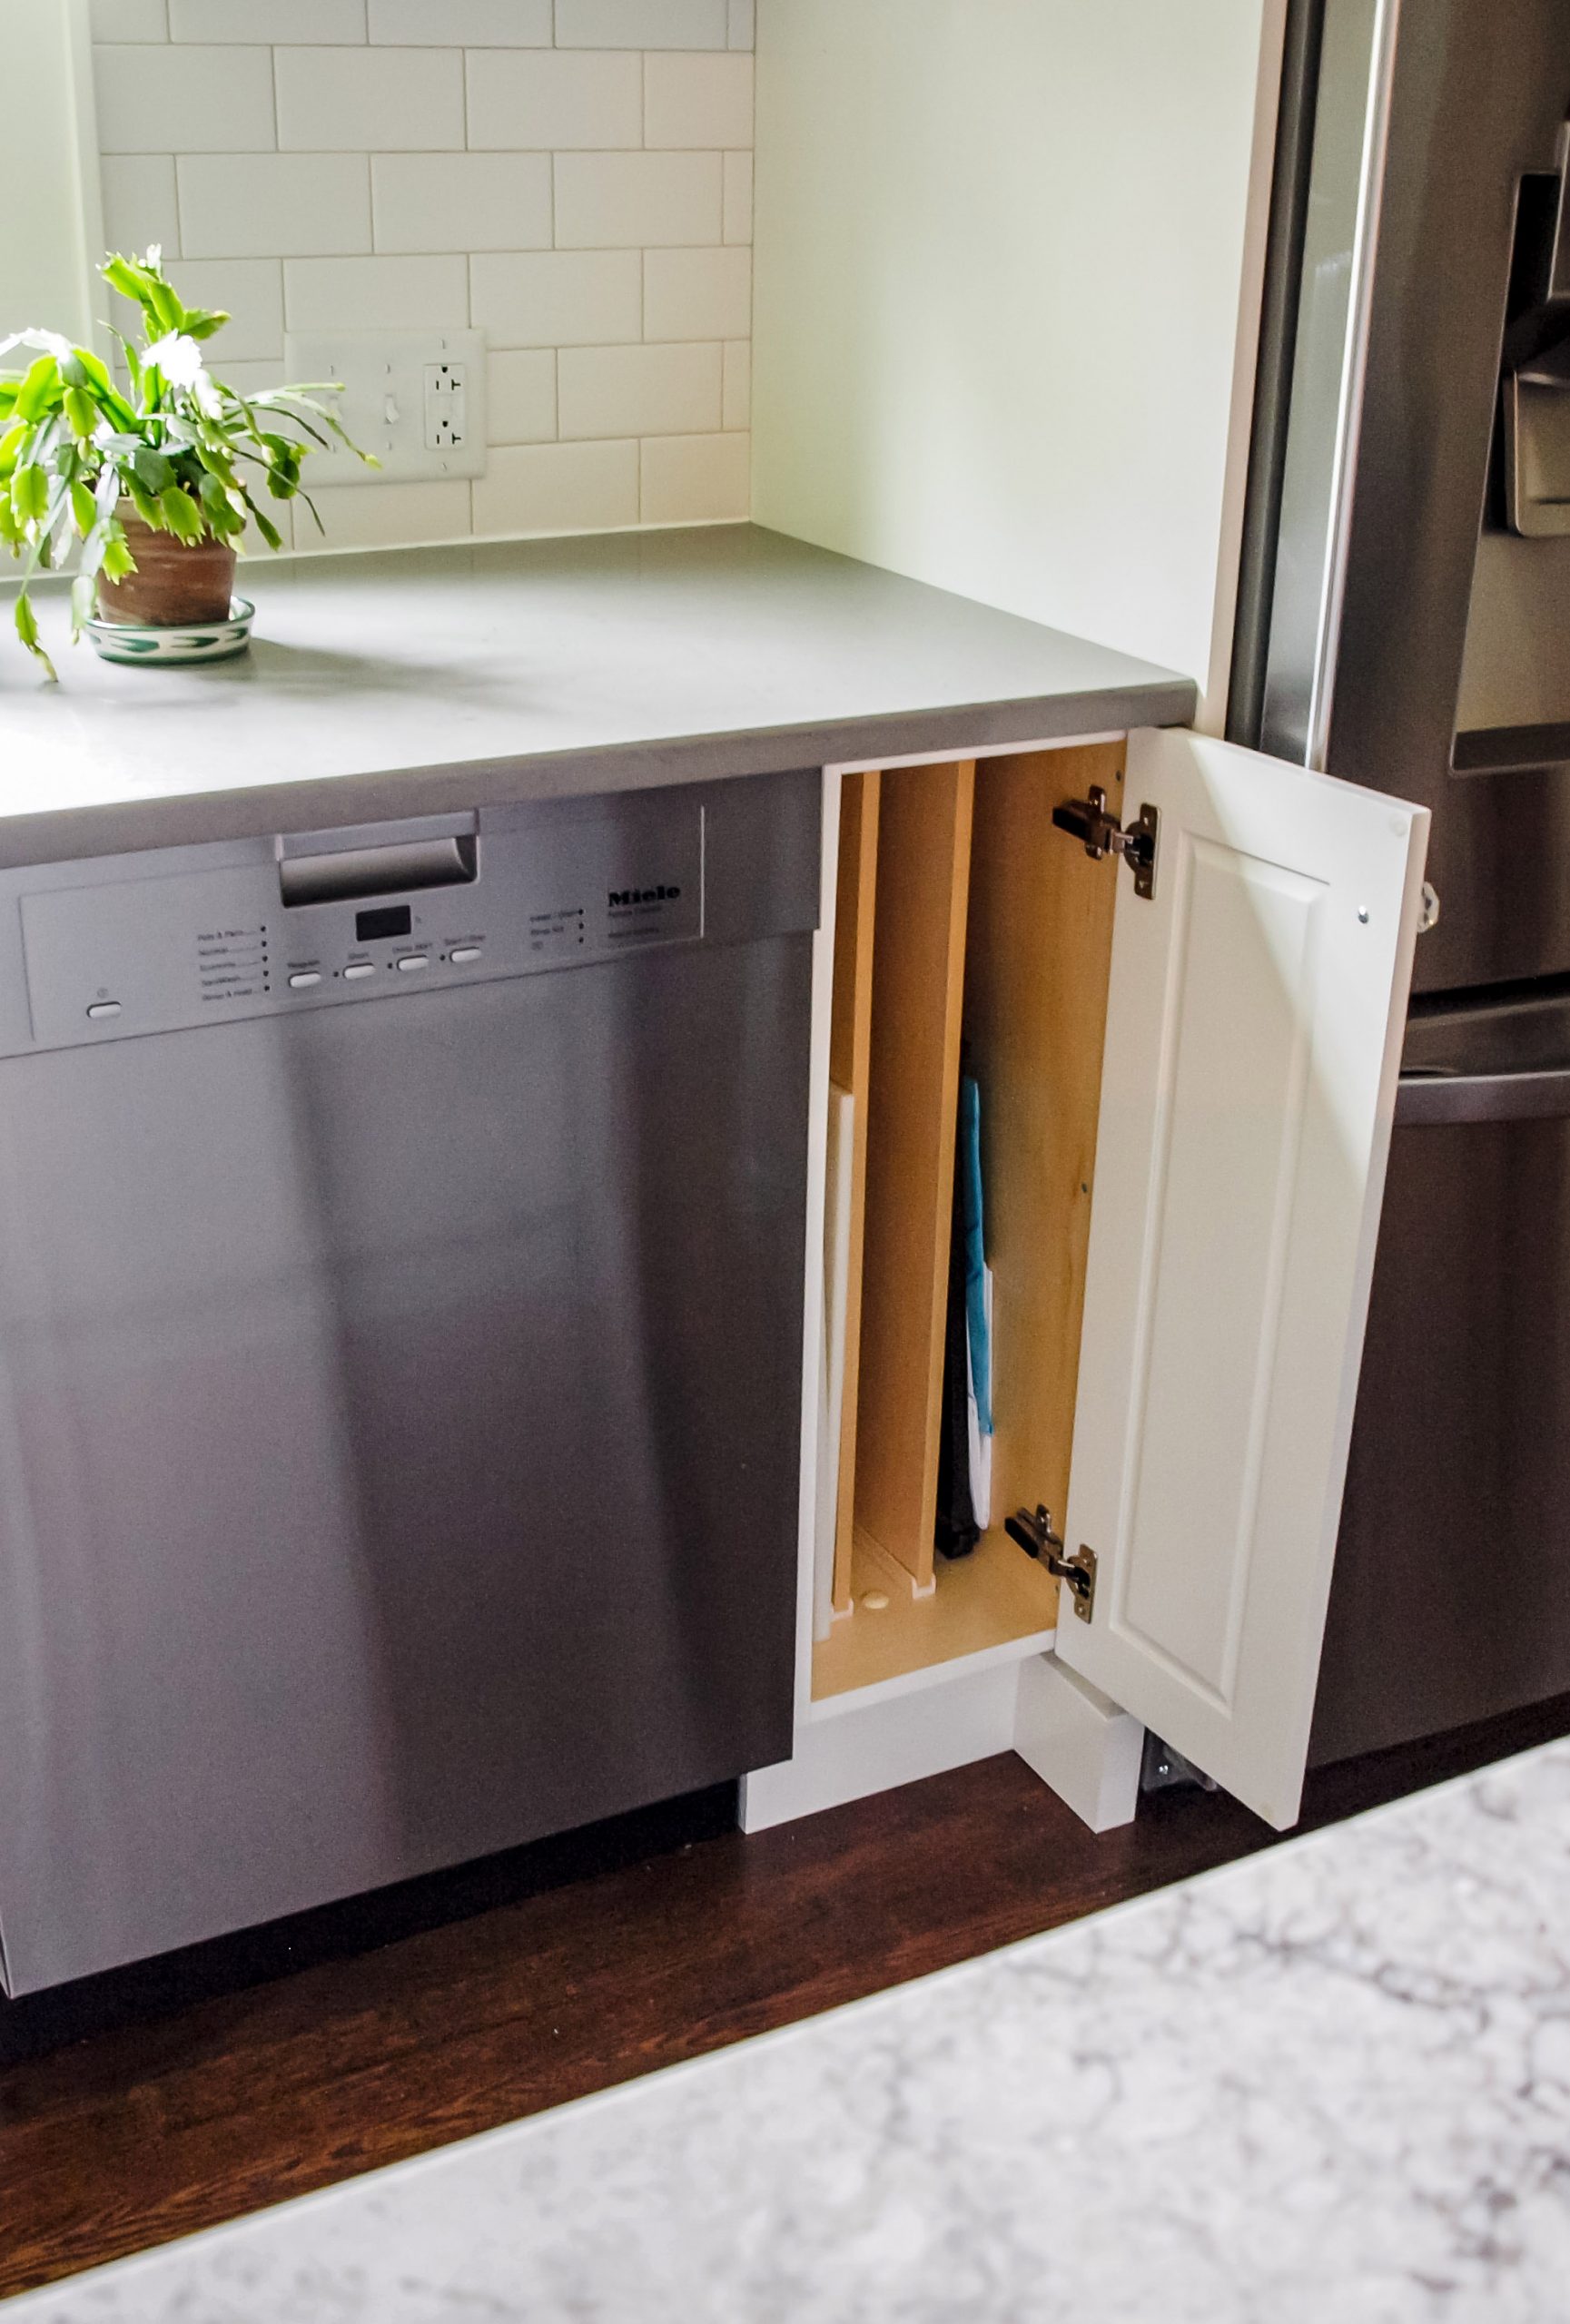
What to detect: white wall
<box><xmin>0</xmin><ymin>1</ymin><xmax>104</xmax><ymax>352</ymax></box>
<box><xmin>752</xmin><ymin>0</ymin><xmax>1284</xmax><ymax>721</ymax></box>
<box><xmin>84</xmin><ymin>0</ymin><xmax>756</xmax><ymax>552</ymax></box>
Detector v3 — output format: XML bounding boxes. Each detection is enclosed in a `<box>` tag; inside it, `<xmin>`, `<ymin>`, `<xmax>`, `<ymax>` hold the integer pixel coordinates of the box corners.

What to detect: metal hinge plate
<box><xmin>1052</xmin><ymin>786</ymin><xmax>1159</xmax><ymax>899</ymax></box>
<box><xmin>1003</xmin><ymin>1503</ymin><xmax>1098</xmax><ymax>1621</ymax></box>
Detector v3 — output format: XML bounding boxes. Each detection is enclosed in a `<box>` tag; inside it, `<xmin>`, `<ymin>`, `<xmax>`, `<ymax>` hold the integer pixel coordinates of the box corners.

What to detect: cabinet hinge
<box><xmin>1052</xmin><ymin>787</ymin><xmax>1159</xmax><ymax>899</ymax></box>
<box><xmin>1004</xmin><ymin>1504</ymin><xmax>1098</xmax><ymax>1622</ymax></box>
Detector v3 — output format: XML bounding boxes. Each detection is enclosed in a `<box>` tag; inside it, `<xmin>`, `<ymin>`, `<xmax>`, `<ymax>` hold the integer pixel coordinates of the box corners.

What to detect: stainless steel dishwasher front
<box><xmin>0</xmin><ymin>772</ymin><xmax>819</xmax><ymax>1995</ymax></box>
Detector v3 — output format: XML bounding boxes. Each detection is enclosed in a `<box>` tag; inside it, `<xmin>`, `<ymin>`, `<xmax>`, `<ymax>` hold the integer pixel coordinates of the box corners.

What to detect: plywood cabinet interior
<box><xmin>814</xmin><ymin>739</ymin><xmax>1126</xmax><ymax>1702</ymax></box>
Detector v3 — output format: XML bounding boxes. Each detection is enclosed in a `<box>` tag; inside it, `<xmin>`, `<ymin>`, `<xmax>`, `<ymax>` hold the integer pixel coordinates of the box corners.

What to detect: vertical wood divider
<box><xmin>853</xmin><ymin>759</ymin><xmax>976</xmax><ymax>1594</ymax></box>
<box><xmin>827</xmin><ymin>771</ymin><xmax>881</xmax><ymax>1615</ymax></box>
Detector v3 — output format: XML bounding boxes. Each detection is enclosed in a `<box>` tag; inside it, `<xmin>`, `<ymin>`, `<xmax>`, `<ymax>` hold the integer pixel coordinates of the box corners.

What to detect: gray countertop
<box><xmin>0</xmin><ymin>525</ymin><xmax>1193</xmax><ymax>870</ymax></box>
<box><xmin>10</xmin><ymin>1737</ymin><xmax>1570</xmax><ymax>2320</ymax></box>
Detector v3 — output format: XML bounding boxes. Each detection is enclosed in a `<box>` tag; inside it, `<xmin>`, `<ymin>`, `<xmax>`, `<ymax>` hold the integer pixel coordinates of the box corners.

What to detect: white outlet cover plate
<box><xmin>281</xmin><ymin>330</ymin><xmax>487</xmax><ymax>487</ymax></box>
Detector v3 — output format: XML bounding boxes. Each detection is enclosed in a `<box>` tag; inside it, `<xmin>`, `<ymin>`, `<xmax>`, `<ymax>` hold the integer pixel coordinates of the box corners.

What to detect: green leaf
<box><xmin>124</xmin><ymin>475</ymin><xmax>163</xmax><ymax>530</ymax></box>
<box><xmin>240</xmin><ymin>489</ymin><xmax>284</xmax><ymax>552</ymax></box>
<box><xmin>132</xmin><ymin>445</ymin><xmax>173</xmax><ymax>496</ymax></box>
<box><xmin>101</xmin><ymin>253</ymin><xmax>159</xmax><ymax>307</ymax></box>
<box><xmin>14</xmin><ymin>590</ymin><xmax>57</xmax><ymax>682</ymax></box>
<box><xmin>70</xmin><ymin>478</ymin><xmax>96</xmax><ymax>533</ymax></box>
<box><xmin>61</xmin><ymin>347</ymin><xmax>112</xmax><ymax>395</ymax></box>
<box><xmin>182</xmin><ymin>307</ymin><xmax>231</xmax><ymax>341</ymax></box>
<box><xmin>15</xmin><ymin>355</ymin><xmax>61</xmax><ymax>424</ymax></box>
<box><xmin>157</xmin><ymin>483</ymin><xmax>204</xmax><ymax>543</ymax></box>
<box><xmin>11</xmin><ymin>463</ymin><xmax>48</xmax><ymax>522</ymax></box>
<box><xmin>102</xmin><ymin>525</ymin><xmax>136</xmax><ymax>582</ymax></box>
<box><xmin>63</xmin><ymin>386</ymin><xmax>98</xmax><ymax>444</ymax></box>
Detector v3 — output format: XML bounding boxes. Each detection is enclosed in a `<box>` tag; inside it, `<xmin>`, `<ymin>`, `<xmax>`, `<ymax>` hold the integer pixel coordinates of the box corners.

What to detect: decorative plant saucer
<box><xmin>84</xmin><ymin>596</ymin><xmax>255</xmax><ymax>667</ymax></box>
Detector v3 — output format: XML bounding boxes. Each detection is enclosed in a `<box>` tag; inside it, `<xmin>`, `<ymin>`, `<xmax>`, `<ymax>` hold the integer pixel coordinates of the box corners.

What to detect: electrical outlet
<box><xmin>281</xmin><ymin>330</ymin><xmax>487</xmax><ymax>486</ymax></box>
<box><xmin>424</xmin><ymin>359</ymin><xmax>467</xmax><ymax>451</ymax></box>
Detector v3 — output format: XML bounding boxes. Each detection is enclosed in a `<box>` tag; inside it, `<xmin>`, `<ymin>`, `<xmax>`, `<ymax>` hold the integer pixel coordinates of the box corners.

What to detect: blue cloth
<box><xmin>958</xmin><ymin>1075</ymin><xmax>992</xmax><ymax>1434</ymax></box>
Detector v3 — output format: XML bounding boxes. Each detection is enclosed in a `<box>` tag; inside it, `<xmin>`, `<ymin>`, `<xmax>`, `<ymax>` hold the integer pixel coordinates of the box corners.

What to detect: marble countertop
<box><xmin>10</xmin><ymin>1736</ymin><xmax>1570</xmax><ymax>2321</ymax></box>
<box><xmin>0</xmin><ymin>526</ymin><xmax>1193</xmax><ymax>872</ymax></box>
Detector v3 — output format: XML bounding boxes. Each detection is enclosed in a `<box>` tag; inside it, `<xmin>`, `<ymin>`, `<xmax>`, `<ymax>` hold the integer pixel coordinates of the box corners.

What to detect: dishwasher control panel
<box><xmin>10</xmin><ymin>785</ymin><xmax>718</xmax><ymax>1054</ymax></box>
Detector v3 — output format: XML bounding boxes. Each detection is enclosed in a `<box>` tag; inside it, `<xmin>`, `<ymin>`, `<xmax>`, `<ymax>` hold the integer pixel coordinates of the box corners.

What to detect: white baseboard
<box><xmin>1013</xmin><ymin>1652</ymin><xmax>1143</xmax><ymax>1833</ymax></box>
<box><xmin>739</xmin><ymin>1662</ymin><xmax>1020</xmax><ymax>1832</ymax></box>
<box><xmin>741</xmin><ymin>1652</ymin><xmax>1145</xmax><ymax>1837</ymax></box>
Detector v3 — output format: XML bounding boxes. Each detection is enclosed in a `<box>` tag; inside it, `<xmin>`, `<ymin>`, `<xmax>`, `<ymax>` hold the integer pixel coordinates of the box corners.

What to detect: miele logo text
<box><xmin>608</xmin><ymin>884</ymin><xmax>681</xmax><ymax>907</ymax></box>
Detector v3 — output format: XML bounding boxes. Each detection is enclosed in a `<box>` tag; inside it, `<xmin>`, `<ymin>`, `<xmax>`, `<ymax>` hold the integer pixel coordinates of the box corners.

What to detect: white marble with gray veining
<box><xmin>9</xmin><ymin>1740</ymin><xmax>1570</xmax><ymax>2322</ymax></box>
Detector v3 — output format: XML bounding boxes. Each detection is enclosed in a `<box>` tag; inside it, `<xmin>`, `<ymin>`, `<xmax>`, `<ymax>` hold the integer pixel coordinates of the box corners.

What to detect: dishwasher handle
<box><xmin>279</xmin><ymin>832</ymin><xmax>478</xmax><ymax>908</ymax></box>
<box><xmin>1397</xmin><ymin>1066</ymin><xmax>1570</xmax><ymax>1127</ymax></box>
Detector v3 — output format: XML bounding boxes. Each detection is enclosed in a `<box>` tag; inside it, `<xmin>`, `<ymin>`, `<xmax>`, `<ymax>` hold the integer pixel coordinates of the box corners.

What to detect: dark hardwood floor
<box><xmin>3</xmin><ymin>1691</ymin><xmax>1567</xmax><ymax>2301</ymax></box>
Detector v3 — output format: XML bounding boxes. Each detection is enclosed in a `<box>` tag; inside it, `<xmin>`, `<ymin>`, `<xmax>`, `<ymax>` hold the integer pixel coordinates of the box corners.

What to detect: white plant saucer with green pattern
<box><xmin>84</xmin><ymin>596</ymin><xmax>255</xmax><ymax>666</ymax></box>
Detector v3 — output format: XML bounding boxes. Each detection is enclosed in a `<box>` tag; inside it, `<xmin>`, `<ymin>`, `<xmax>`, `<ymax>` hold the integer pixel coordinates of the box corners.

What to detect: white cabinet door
<box><xmin>1055</xmin><ymin>728</ymin><xmax>1429</xmax><ymax>1829</ymax></box>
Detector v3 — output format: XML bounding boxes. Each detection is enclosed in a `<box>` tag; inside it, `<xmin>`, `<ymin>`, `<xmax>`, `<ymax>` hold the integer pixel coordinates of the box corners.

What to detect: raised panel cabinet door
<box><xmin>1055</xmin><ymin>727</ymin><xmax>1429</xmax><ymax>1829</ymax></box>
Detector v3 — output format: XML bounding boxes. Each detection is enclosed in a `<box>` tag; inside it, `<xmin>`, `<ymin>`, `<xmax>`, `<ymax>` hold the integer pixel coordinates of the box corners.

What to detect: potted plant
<box><xmin>0</xmin><ymin>248</ymin><xmax>371</xmax><ymax>678</ymax></box>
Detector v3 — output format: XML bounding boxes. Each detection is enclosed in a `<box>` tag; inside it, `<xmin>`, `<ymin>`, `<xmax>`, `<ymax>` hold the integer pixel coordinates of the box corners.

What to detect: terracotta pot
<box><xmin>96</xmin><ymin>514</ymin><xmax>237</xmax><ymax>627</ymax></box>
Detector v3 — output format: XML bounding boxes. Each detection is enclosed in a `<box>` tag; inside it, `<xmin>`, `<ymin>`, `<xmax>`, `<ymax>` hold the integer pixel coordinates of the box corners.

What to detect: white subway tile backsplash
<box><xmin>640</xmin><ymin>428</ymin><xmax>748</xmax><ymax>523</ymax></box>
<box><xmin>212</xmin><ymin>358</ymin><xmax>295</xmax><ymax>396</ymax></box>
<box><xmin>90</xmin><ymin>0</ymin><xmax>167</xmax><ymax>39</ymax></box>
<box><xmin>643</xmin><ymin>246</ymin><xmax>749</xmax><ymax>341</ymax></box>
<box><xmin>370</xmin><ymin>0</ymin><xmax>550</xmax><ymax>42</ymax></box>
<box><xmin>644</xmin><ymin>53</ymin><xmax>752</xmax><ymax>149</ymax></box>
<box><xmin>553</xmin><ymin>0</ymin><xmax>727</xmax><ymax>48</ymax></box>
<box><xmin>470</xmin><ymin>250</ymin><xmax>642</xmax><ymax>346</ymax></box>
<box><xmin>94</xmin><ymin>44</ymin><xmax>275</xmax><ymax>153</ymax></box>
<box><xmin>305</xmin><ymin>478</ymin><xmax>473</xmax><ymax>550</ymax></box>
<box><xmin>722</xmin><ymin>149</ymin><xmax>752</xmax><ymax>244</ymax></box>
<box><xmin>171</xmin><ymin>259</ymin><xmax>285</xmax><ymax>359</ymax></box>
<box><xmin>467</xmin><ymin>49</ymin><xmax>642</xmax><ymax>152</ymax></box>
<box><xmin>473</xmin><ymin>439</ymin><xmax>640</xmax><ymax>535</ymax></box>
<box><xmin>372</xmin><ymin>153</ymin><xmax>550</xmax><ymax>253</ymax></box>
<box><xmin>283</xmin><ymin>254</ymin><xmax>469</xmax><ymax>332</ymax></box>
<box><xmin>106</xmin><ymin>0</ymin><xmax>754</xmax><ymax>545</ymax></box>
<box><xmin>487</xmin><ymin>350</ymin><xmax>557</xmax><ymax>443</ymax></box>
<box><xmin>179</xmin><ymin>153</ymin><xmax>372</xmax><ymax>259</ymax></box>
<box><xmin>558</xmin><ymin>341</ymin><xmax>720</xmax><ymax>438</ymax></box>
<box><xmin>556</xmin><ymin>153</ymin><xmax>722</xmax><ymax>249</ymax></box>
<box><xmin>722</xmin><ymin>336</ymin><xmax>749</xmax><ymax>429</ymax></box>
<box><xmin>101</xmin><ymin>155</ymin><xmax>181</xmax><ymax>259</ymax></box>
<box><xmin>169</xmin><ymin>0</ymin><xmax>367</xmax><ymax>41</ymax></box>
<box><xmin>275</xmin><ymin>46</ymin><xmax>464</xmax><ymax>153</ymax></box>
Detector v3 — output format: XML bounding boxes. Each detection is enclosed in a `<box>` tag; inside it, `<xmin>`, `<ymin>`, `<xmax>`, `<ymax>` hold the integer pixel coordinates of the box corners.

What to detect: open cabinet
<box><xmin>795</xmin><ymin>725</ymin><xmax>1428</xmax><ymax>1834</ymax></box>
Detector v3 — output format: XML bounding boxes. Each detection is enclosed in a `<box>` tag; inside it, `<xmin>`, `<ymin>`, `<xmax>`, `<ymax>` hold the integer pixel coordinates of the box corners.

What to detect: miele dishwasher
<box><xmin>0</xmin><ymin>771</ymin><xmax>818</xmax><ymax>1995</ymax></box>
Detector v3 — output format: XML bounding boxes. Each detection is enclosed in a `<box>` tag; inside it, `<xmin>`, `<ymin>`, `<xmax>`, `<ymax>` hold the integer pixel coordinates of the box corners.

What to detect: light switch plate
<box><xmin>281</xmin><ymin>330</ymin><xmax>488</xmax><ymax>486</ymax></box>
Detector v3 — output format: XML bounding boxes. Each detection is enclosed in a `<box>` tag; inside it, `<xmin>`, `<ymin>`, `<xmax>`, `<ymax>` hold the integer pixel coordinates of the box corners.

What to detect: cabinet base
<box><xmin>740</xmin><ymin>1655</ymin><xmax>1142</xmax><ymax>1836</ymax></box>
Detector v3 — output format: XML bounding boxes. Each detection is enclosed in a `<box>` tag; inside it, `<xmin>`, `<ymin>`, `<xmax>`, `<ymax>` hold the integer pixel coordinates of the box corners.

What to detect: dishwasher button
<box><xmin>397</xmin><ymin>954</ymin><xmax>430</xmax><ymax>972</ymax></box>
<box><xmin>343</xmin><ymin>962</ymin><xmax>377</xmax><ymax>980</ymax></box>
<box><xmin>288</xmin><ymin>971</ymin><xmax>321</xmax><ymax>990</ymax></box>
<box><xmin>450</xmin><ymin>946</ymin><xmax>482</xmax><ymax>964</ymax></box>
<box><xmin>86</xmin><ymin>1000</ymin><xmax>122</xmax><ymax>1020</ymax></box>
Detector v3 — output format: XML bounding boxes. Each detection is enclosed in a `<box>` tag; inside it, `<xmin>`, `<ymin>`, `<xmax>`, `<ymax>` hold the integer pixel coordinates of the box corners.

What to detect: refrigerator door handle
<box><xmin>1397</xmin><ymin>1067</ymin><xmax>1570</xmax><ymax>1126</ymax></box>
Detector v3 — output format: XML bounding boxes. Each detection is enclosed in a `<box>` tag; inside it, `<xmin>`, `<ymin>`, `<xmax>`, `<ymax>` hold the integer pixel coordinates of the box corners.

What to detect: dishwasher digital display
<box><xmin>356</xmin><ymin>904</ymin><xmax>412</xmax><ymax>941</ymax></box>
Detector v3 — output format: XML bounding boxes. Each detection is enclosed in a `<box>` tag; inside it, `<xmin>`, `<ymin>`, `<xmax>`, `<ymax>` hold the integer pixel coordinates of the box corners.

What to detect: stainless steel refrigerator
<box><xmin>1229</xmin><ymin>0</ymin><xmax>1570</xmax><ymax>1762</ymax></box>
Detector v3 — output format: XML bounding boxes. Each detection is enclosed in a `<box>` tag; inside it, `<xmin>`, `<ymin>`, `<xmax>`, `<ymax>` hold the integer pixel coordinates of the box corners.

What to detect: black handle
<box><xmin>1397</xmin><ymin>1067</ymin><xmax>1570</xmax><ymax>1127</ymax></box>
